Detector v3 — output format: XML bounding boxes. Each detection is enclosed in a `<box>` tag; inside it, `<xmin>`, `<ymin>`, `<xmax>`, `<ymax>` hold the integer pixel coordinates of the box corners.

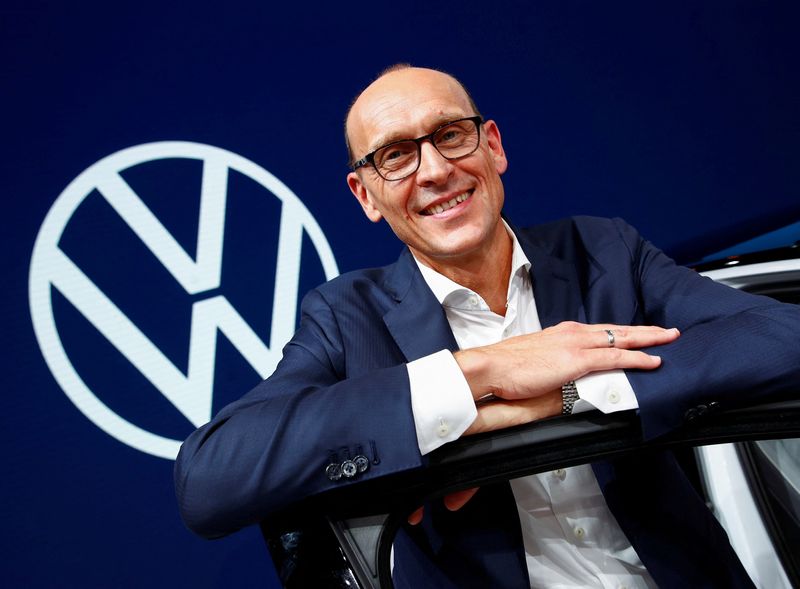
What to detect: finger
<box><xmin>552</xmin><ymin>321</ymin><xmax>673</xmax><ymax>335</ymax></box>
<box><xmin>407</xmin><ymin>506</ymin><xmax>424</xmax><ymax>525</ymax></box>
<box><xmin>587</xmin><ymin>326</ymin><xmax>679</xmax><ymax>350</ymax></box>
<box><xmin>583</xmin><ymin>348</ymin><xmax>663</xmax><ymax>372</ymax></box>
<box><xmin>444</xmin><ymin>487</ymin><xmax>480</xmax><ymax>512</ymax></box>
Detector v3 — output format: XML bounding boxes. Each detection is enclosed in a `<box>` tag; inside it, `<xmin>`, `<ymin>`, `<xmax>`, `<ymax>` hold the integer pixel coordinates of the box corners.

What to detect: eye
<box><xmin>384</xmin><ymin>148</ymin><xmax>405</xmax><ymax>161</ymax></box>
<box><xmin>375</xmin><ymin>141</ymin><xmax>417</xmax><ymax>169</ymax></box>
<box><xmin>435</xmin><ymin>123</ymin><xmax>468</xmax><ymax>146</ymax></box>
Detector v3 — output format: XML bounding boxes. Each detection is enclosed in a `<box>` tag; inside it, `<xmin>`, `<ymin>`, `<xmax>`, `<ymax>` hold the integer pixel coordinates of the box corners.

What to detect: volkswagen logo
<box><xmin>29</xmin><ymin>142</ymin><xmax>338</xmax><ymax>459</ymax></box>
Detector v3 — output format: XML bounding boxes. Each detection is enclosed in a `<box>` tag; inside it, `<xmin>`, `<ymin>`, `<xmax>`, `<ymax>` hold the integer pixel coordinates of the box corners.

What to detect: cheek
<box><xmin>382</xmin><ymin>189</ymin><xmax>412</xmax><ymax>218</ymax></box>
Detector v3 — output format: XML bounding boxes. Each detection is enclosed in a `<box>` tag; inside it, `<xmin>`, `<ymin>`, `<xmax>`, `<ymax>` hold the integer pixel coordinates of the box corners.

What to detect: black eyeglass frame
<box><xmin>352</xmin><ymin>115</ymin><xmax>484</xmax><ymax>181</ymax></box>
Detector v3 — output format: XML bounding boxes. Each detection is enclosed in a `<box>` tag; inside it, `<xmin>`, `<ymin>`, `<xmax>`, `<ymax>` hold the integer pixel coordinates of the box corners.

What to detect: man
<box><xmin>176</xmin><ymin>65</ymin><xmax>800</xmax><ymax>588</ymax></box>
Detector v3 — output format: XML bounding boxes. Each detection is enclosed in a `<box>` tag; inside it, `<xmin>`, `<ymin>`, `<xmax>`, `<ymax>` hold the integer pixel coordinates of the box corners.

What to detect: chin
<box><xmin>429</xmin><ymin>235</ymin><xmax>489</xmax><ymax>260</ymax></box>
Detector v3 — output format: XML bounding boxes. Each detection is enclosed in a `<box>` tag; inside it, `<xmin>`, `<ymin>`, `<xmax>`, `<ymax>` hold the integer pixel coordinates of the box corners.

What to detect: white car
<box><xmin>697</xmin><ymin>248</ymin><xmax>800</xmax><ymax>588</ymax></box>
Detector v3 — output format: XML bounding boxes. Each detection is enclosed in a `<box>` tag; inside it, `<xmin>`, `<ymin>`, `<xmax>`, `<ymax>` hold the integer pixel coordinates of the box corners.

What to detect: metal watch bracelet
<box><xmin>561</xmin><ymin>380</ymin><xmax>579</xmax><ymax>415</ymax></box>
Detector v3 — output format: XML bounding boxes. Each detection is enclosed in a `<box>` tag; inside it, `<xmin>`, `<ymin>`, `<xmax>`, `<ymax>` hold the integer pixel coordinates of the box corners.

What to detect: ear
<box><xmin>482</xmin><ymin>120</ymin><xmax>508</xmax><ymax>175</ymax></box>
<box><xmin>347</xmin><ymin>171</ymin><xmax>383</xmax><ymax>223</ymax></box>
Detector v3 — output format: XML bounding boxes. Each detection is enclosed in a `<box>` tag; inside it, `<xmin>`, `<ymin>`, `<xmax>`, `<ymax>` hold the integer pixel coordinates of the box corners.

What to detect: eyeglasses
<box><xmin>352</xmin><ymin>115</ymin><xmax>484</xmax><ymax>181</ymax></box>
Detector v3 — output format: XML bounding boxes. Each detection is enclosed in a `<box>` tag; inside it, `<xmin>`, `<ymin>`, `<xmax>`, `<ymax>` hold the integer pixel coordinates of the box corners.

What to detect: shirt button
<box><xmin>573</xmin><ymin>527</ymin><xmax>585</xmax><ymax>540</ymax></box>
<box><xmin>437</xmin><ymin>419</ymin><xmax>451</xmax><ymax>437</ymax></box>
<box><xmin>553</xmin><ymin>469</ymin><xmax>567</xmax><ymax>481</ymax></box>
<box><xmin>469</xmin><ymin>295</ymin><xmax>478</xmax><ymax>307</ymax></box>
<box><xmin>607</xmin><ymin>389</ymin><xmax>621</xmax><ymax>404</ymax></box>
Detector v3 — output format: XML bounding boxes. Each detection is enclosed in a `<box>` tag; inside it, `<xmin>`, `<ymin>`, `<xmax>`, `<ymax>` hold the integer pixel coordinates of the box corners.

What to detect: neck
<box><xmin>413</xmin><ymin>223</ymin><xmax>513</xmax><ymax>316</ymax></box>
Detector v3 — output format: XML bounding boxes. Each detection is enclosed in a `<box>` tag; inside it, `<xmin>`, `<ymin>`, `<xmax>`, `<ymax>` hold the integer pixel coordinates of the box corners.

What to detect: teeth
<box><xmin>423</xmin><ymin>192</ymin><xmax>470</xmax><ymax>215</ymax></box>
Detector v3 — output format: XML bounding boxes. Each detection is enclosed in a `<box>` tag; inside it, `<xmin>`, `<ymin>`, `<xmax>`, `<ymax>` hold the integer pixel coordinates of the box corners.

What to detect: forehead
<box><xmin>348</xmin><ymin>68</ymin><xmax>474</xmax><ymax>153</ymax></box>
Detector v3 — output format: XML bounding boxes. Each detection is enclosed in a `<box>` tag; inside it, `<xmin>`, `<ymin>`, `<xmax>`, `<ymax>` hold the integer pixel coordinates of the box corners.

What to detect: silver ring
<box><xmin>605</xmin><ymin>329</ymin><xmax>615</xmax><ymax>347</ymax></box>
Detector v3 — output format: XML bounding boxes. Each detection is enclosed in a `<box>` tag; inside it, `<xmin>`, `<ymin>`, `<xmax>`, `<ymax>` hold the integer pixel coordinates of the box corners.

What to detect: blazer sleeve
<box><xmin>609</xmin><ymin>218</ymin><xmax>800</xmax><ymax>439</ymax></box>
<box><xmin>174</xmin><ymin>288</ymin><xmax>423</xmax><ymax>539</ymax></box>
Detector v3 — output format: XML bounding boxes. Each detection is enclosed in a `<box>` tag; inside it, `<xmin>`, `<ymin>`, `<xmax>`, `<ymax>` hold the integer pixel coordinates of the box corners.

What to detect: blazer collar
<box><xmin>379</xmin><ymin>219</ymin><xmax>588</xmax><ymax>359</ymax></box>
<box><xmin>382</xmin><ymin>248</ymin><xmax>459</xmax><ymax>362</ymax></box>
<box><xmin>507</xmin><ymin>220</ymin><xmax>588</xmax><ymax>327</ymax></box>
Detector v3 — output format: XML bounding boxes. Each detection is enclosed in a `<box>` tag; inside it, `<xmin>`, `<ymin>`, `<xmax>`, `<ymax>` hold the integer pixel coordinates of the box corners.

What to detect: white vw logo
<box><xmin>29</xmin><ymin>142</ymin><xmax>339</xmax><ymax>459</ymax></box>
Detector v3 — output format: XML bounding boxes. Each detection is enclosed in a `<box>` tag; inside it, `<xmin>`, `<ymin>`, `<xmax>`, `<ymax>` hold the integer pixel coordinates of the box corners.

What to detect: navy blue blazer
<box><xmin>176</xmin><ymin>216</ymin><xmax>800</xmax><ymax>588</ymax></box>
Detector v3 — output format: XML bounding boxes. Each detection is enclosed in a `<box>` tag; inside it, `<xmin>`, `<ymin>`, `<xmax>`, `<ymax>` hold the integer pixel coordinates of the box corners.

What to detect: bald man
<box><xmin>177</xmin><ymin>66</ymin><xmax>800</xmax><ymax>588</ymax></box>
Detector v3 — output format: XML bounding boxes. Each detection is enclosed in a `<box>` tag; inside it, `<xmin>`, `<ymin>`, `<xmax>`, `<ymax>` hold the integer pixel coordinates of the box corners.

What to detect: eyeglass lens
<box><xmin>373</xmin><ymin>119</ymin><xmax>480</xmax><ymax>181</ymax></box>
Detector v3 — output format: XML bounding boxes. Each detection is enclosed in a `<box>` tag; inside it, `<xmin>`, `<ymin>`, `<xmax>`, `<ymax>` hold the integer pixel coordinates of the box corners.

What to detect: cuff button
<box><xmin>341</xmin><ymin>460</ymin><xmax>358</xmax><ymax>478</ymax></box>
<box><xmin>326</xmin><ymin>463</ymin><xmax>342</xmax><ymax>481</ymax></box>
<box><xmin>354</xmin><ymin>455</ymin><xmax>370</xmax><ymax>473</ymax></box>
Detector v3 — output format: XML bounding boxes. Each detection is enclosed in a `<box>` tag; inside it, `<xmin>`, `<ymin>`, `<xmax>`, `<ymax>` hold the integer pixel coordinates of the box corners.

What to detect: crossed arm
<box><xmin>456</xmin><ymin>322</ymin><xmax>680</xmax><ymax>435</ymax></box>
<box><xmin>407</xmin><ymin>321</ymin><xmax>680</xmax><ymax>523</ymax></box>
<box><xmin>176</xmin><ymin>218</ymin><xmax>800</xmax><ymax>539</ymax></box>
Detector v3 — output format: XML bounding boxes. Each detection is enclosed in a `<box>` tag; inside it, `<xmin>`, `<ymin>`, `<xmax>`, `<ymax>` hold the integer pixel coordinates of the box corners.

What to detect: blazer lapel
<box><xmin>515</xmin><ymin>226</ymin><xmax>588</xmax><ymax>327</ymax></box>
<box><xmin>381</xmin><ymin>222</ymin><xmax>592</xmax><ymax>359</ymax></box>
<box><xmin>382</xmin><ymin>248</ymin><xmax>459</xmax><ymax>361</ymax></box>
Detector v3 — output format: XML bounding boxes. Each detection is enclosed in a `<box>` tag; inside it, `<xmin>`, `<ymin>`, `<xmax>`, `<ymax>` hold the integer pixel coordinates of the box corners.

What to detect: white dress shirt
<box><xmin>405</xmin><ymin>226</ymin><xmax>656</xmax><ymax>589</ymax></box>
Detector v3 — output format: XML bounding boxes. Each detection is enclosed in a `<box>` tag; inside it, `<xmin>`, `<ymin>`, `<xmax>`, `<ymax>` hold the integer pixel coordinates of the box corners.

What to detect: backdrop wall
<box><xmin>4</xmin><ymin>2</ymin><xmax>799</xmax><ymax>587</ymax></box>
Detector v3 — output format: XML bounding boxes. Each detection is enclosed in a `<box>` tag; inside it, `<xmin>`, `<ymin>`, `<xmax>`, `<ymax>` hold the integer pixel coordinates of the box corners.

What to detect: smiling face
<box><xmin>346</xmin><ymin>67</ymin><xmax>509</xmax><ymax>273</ymax></box>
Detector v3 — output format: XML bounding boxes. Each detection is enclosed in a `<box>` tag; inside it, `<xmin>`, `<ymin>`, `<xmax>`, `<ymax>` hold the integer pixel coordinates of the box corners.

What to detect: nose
<box><xmin>415</xmin><ymin>141</ymin><xmax>453</xmax><ymax>186</ymax></box>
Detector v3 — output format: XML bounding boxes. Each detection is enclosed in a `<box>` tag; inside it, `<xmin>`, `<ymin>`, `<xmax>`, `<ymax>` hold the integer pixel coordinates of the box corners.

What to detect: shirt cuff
<box><xmin>572</xmin><ymin>369</ymin><xmax>638</xmax><ymax>414</ymax></box>
<box><xmin>407</xmin><ymin>350</ymin><xmax>478</xmax><ymax>455</ymax></box>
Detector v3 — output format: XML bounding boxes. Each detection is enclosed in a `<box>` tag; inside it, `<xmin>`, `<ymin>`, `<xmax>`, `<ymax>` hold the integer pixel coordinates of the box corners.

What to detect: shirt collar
<box><xmin>413</xmin><ymin>220</ymin><xmax>532</xmax><ymax>306</ymax></box>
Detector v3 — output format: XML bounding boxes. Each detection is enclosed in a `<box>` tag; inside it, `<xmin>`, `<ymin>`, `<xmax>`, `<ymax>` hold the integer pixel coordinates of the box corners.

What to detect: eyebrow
<box><xmin>367</xmin><ymin>112</ymin><xmax>470</xmax><ymax>153</ymax></box>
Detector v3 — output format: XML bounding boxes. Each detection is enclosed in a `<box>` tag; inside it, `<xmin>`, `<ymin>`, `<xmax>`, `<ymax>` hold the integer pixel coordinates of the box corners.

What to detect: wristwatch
<box><xmin>561</xmin><ymin>380</ymin><xmax>579</xmax><ymax>415</ymax></box>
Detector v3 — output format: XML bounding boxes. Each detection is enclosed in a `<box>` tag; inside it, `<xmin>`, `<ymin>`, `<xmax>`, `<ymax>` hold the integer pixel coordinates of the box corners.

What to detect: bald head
<box><xmin>345</xmin><ymin>66</ymin><xmax>481</xmax><ymax>166</ymax></box>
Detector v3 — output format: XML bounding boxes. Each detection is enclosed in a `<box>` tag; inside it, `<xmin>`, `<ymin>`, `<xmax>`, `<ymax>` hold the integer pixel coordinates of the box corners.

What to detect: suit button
<box><xmin>326</xmin><ymin>463</ymin><xmax>342</xmax><ymax>481</ymax></box>
<box><xmin>341</xmin><ymin>460</ymin><xmax>358</xmax><ymax>478</ymax></box>
<box><xmin>708</xmin><ymin>401</ymin><xmax>721</xmax><ymax>412</ymax></box>
<box><xmin>354</xmin><ymin>455</ymin><xmax>370</xmax><ymax>473</ymax></box>
<box><xmin>684</xmin><ymin>407</ymin><xmax>698</xmax><ymax>422</ymax></box>
<box><xmin>696</xmin><ymin>404</ymin><xmax>708</xmax><ymax>416</ymax></box>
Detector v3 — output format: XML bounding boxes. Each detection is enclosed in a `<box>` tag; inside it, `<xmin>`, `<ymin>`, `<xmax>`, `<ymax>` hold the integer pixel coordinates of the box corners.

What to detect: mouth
<box><xmin>419</xmin><ymin>191</ymin><xmax>473</xmax><ymax>216</ymax></box>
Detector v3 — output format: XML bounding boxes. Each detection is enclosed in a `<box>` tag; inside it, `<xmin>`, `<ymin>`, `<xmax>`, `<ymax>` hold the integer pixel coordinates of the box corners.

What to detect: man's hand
<box><xmin>409</xmin><ymin>322</ymin><xmax>678</xmax><ymax>525</ymax></box>
<box><xmin>455</xmin><ymin>321</ymin><xmax>679</xmax><ymax>402</ymax></box>
<box><xmin>464</xmin><ymin>389</ymin><xmax>563</xmax><ymax>435</ymax></box>
<box><xmin>406</xmin><ymin>394</ymin><xmax>560</xmax><ymax>525</ymax></box>
<box><xmin>408</xmin><ymin>487</ymin><xmax>480</xmax><ymax>525</ymax></box>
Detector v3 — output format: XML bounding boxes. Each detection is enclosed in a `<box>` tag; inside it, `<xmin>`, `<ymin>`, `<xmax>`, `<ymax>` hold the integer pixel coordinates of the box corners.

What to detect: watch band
<box><xmin>561</xmin><ymin>380</ymin><xmax>579</xmax><ymax>415</ymax></box>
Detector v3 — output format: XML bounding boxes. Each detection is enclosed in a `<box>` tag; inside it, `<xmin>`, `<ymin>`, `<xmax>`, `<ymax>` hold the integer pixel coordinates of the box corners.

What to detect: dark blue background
<box><xmin>4</xmin><ymin>2</ymin><xmax>799</xmax><ymax>587</ymax></box>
